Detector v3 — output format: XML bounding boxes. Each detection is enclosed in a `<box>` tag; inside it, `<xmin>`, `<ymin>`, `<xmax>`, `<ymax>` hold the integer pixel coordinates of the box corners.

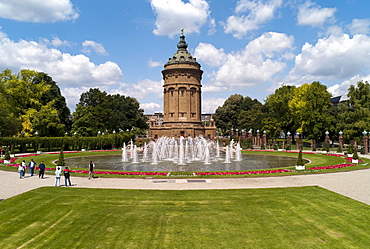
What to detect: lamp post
<box><xmin>262</xmin><ymin>130</ymin><xmax>267</xmax><ymax>148</ymax></box>
<box><xmin>325</xmin><ymin>131</ymin><xmax>329</xmax><ymax>143</ymax></box>
<box><xmin>295</xmin><ymin>132</ymin><xmax>300</xmax><ymax>150</ymax></box>
<box><xmin>339</xmin><ymin>131</ymin><xmax>343</xmax><ymax>152</ymax></box>
<box><xmin>287</xmin><ymin>131</ymin><xmax>291</xmax><ymax>150</ymax></box>
<box><xmin>363</xmin><ymin>130</ymin><xmax>368</xmax><ymax>154</ymax></box>
<box><xmin>256</xmin><ymin>130</ymin><xmax>260</xmax><ymax>147</ymax></box>
<box><xmin>235</xmin><ymin>128</ymin><xmax>239</xmax><ymax>138</ymax></box>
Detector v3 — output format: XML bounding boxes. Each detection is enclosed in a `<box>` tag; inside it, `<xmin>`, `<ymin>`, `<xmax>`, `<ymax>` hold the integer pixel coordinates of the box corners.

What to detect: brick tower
<box><xmin>149</xmin><ymin>30</ymin><xmax>216</xmax><ymax>139</ymax></box>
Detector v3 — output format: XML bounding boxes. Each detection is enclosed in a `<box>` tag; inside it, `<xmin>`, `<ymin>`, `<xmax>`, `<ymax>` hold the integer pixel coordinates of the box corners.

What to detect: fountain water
<box><xmin>122</xmin><ymin>142</ymin><xmax>128</xmax><ymax>162</ymax></box>
<box><xmin>224</xmin><ymin>145</ymin><xmax>231</xmax><ymax>163</ymax></box>
<box><xmin>132</xmin><ymin>145</ymin><xmax>138</xmax><ymax>163</ymax></box>
<box><xmin>235</xmin><ymin>142</ymin><xmax>242</xmax><ymax>161</ymax></box>
<box><xmin>129</xmin><ymin>140</ymin><xmax>134</xmax><ymax>159</ymax></box>
<box><xmin>119</xmin><ymin>136</ymin><xmax>249</xmax><ymax>167</ymax></box>
<box><xmin>216</xmin><ymin>140</ymin><xmax>220</xmax><ymax>157</ymax></box>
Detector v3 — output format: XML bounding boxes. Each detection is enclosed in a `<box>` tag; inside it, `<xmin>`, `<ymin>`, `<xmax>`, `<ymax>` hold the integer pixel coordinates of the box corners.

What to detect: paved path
<box><xmin>1</xmin><ymin>168</ymin><xmax>369</xmax><ymax>205</ymax></box>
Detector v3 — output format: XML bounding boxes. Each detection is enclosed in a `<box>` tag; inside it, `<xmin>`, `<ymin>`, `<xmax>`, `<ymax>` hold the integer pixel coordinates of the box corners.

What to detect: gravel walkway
<box><xmin>1</xmin><ymin>168</ymin><xmax>369</xmax><ymax>205</ymax></box>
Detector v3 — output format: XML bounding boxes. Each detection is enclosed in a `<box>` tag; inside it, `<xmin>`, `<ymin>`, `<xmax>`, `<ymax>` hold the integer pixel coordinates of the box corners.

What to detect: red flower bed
<box><xmin>0</xmin><ymin>158</ymin><xmax>18</xmax><ymax>163</ymax></box>
<box><xmin>194</xmin><ymin>169</ymin><xmax>291</xmax><ymax>176</ymax></box>
<box><xmin>309</xmin><ymin>164</ymin><xmax>356</xmax><ymax>170</ymax></box>
<box><xmin>71</xmin><ymin>169</ymin><xmax>167</xmax><ymax>176</ymax></box>
<box><xmin>18</xmin><ymin>154</ymin><xmax>40</xmax><ymax>157</ymax></box>
<box><xmin>48</xmin><ymin>151</ymin><xmax>82</xmax><ymax>154</ymax></box>
<box><xmin>90</xmin><ymin>150</ymin><xmax>120</xmax><ymax>152</ymax></box>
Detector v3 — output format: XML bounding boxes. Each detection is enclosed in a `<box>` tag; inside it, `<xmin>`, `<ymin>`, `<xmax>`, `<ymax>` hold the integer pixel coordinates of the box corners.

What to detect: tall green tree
<box><xmin>288</xmin><ymin>82</ymin><xmax>333</xmax><ymax>140</ymax></box>
<box><xmin>0</xmin><ymin>69</ymin><xmax>68</xmax><ymax>137</ymax></box>
<box><xmin>32</xmin><ymin>72</ymin><xmax>72</xmax><ymax>133</ymax></box>
<box><xmin>337</xmin><ymin>81</ymin><xmax>370</xmax><ymax>142</ymax></box>
<box><xmin>264</xmin><ymin>85</ymin><xmax>295</xmax><ymax>134</ymax></box>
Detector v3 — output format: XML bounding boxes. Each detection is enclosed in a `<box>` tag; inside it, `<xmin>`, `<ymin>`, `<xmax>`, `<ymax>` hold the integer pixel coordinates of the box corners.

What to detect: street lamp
<box><xmin>295</xmin><ymin>132</ymin><xmax>300</xmax><ymax>150</ymax></box>
<box><xmin>363</xmin><ymin>130</ymin><xmax>368</xmax><ymax>154</ymax></box>
<box><xmin>339</xmin><ymin>131</ymin><xmax>344</xmax><ymax>153</ymax></box>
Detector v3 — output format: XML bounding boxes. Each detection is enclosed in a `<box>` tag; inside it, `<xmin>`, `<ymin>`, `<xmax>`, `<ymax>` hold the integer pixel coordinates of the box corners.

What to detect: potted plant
<box><xmin>273</xmin><ymin>144</ymin><xmax>278</xmax><ymax>151</ymax></box>
<box><xmin>337</xmin><ymin>145</ymin><xmax>343</xmax><ymax>154</ymax></box>
<box><xmin>347</xmin><ymin>144</ymin><xmax>353</xmax><ymax>157</ymax></box>
<box><xmin>285</xmin><ymin>143</ymin><xmax>291</xmax><ymax>151</ymax></box>
<box><xmin>295</xmin><ymin>150</ymin><xmax>305</xmax><ymax>170</ymax></box>
<box><xmin>352</xmin><ymin>147</ymin><xmax>359</xmax><ymax>163</ymax></box>
<box><xmin>3</xmin><ymin>147</ymin><xmax>11</xmax><ymax>163</ymax></box>
<box><xmin>260</xmin><ymin>143</ymin><xmax>265</xmax><ymax>150</ymax></box>
<box><xmin>278</xmin><ymin>142</ymin><xmax>283</xmax><ymax>151</ymax></box>
<box><xmin>321</xmin><ymin>142</ymin><xmax>328</xmax><ymax>153</ymax></box>
<box><xmin>57</xmin><ymin>148</ymin><xmax>66</xmax><ymax>171</ymax></box>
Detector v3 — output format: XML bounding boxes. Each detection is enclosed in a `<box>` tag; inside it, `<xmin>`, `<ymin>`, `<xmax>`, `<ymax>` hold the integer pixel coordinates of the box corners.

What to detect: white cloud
<box><xmin>148</xmin><ymin>59</ymin><xmax>162</xmax><ymax>68</ymax></box>
<box><xmin>222</xmin><ymin>0</ymin><xmax>283</xmax><ymax>39</ymax></box>
<box><xmin>0</xmin><ymin>34</ymin><xmax>123</xmax><ymax>89</ymax></box>
<box><xmin>292</xmin><ymin>34</ymin><xmax>370</xmax><ymax>80</ymax></box>
<box><xmin>82</xmin><ymin>40</ymin><xmax>109</xmax><ymax>56</ymax></box>
<box><xmin>194</xmin><ymin>43</ymin><xmax>226</xmax><ymax>67</ymax></box>
<box><xmin>0</xmin><ymin>0</ymin><xmax>78</xmax><ymax>23</ymax></box>
<box><xmin>40</xmin><ymin>36</ymin><xmax>72</xmax><ymax>47</ymax></box>
<box><xmin>328</xmin><ymin>74</ymin><xmax>370</xmax><ymax>97</ymax></box>
<box><xmin>202</xmin><ymin>97</ymin><xmax>226</xmax><ymax>113</ymax></box>
<box><xmin>297</xmin><ymin>1</ymin><xmax>336</xmax><ymax>27</ymax></box>
<box><xmin>348</xmin><ymin>19</ymin><xmax>370</xmax><ymax>35</ymax></box>
<box><xmin>196</xmin><ymin>32</ymin><xmax>294</xmax><ymax>90</ymax></box>
<box><xmin>126</xmin><ymin>79</ymin><xmax>163</xmax><ymax>99</ymax></box>
<box><xmin>151</xmin><ymin>0</ymin><xmax>211</xmax><ymax>37</ymax></box>
<box><xmin>140</xmin><ymin>102</ymin><xmax>162</xmax><ymax>114</ymax></box>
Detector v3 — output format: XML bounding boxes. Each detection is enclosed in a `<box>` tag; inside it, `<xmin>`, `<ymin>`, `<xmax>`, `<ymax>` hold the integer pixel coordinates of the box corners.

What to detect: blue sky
<box><xmin>1</xmin><ymin>0</ymin><xmax>370</xmax><ymax>114</ymax></box>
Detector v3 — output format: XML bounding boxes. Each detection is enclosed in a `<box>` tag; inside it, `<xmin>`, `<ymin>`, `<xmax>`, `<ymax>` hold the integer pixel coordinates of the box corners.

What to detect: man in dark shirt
<box><xmin>64</xmin><ymin>166</ymin><xmax>73</xmax><ymax>186</ymax></box>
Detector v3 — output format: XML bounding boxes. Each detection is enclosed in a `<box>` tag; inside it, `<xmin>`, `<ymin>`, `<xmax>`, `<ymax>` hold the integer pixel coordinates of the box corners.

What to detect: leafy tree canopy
<box><xmin>72</xmin><ymin>88</ymin><xmax>148</xmax><ymax>136</ymax></box>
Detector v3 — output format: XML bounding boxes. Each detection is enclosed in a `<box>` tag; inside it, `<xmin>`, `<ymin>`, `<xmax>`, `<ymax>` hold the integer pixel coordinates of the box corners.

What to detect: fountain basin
<box><xmin>65</xmin><ymin>154</ymin><xmax>298</xmax><ymax>172</ymax></box>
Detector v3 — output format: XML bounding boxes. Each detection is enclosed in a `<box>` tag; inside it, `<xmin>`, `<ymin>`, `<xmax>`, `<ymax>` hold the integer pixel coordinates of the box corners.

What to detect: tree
<box><xmin>337</xmin><ymin>81</ymin><xmax>370</xmax><ymax>142</ymax></box>
<box><xmin>264</xmin><ymin>85</ymin><xmax>295</xmax><ymax>133</ymax></box>
<box><xmin>72</xmin><ymin>88</ymin><xmax>148</xmax><ymax>136</ymax></box>
<box><xmin>288</xmin><ymin>82</ymin><xmax>333</xmax><ymax>141</ymax></box>
<box><xmin>296</xmin><ymin>150</ymin><xmax>305</xmax><ymax>166</ymax></box>
<box><xmin>57</xmin><ymin>148</ymin><xmax>65</xmax><ymax>166</ymax></box>
<box><xmin>32</xmin><ymin>72</ymin><xmax>72</xmax><ymax>133</ymax></box>
<box><xmin>213</xmin><ymin>94</ymin><xmax>262</xmax><ymax>133</ymax></box>
<box><xmin>33</xmin><ymin>102</ymin><xmax>65</xmax><ymax>136</ymax></box>
<box><xmin>0</xmin><ymin>69</ymin><xmax>70</xmax><ymax>137</ymax></box>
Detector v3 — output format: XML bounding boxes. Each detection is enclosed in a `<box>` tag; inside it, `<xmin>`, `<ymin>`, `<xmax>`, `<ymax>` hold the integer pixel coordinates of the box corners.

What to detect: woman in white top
<box><xmin>54</xmin><ymin>167</ymin><xmax>62</xmax><ymax>187</ymax></box>
<box><xmin>18</xmin><ymin>164</ymin><xmax>24</xmax><ymax>179</ymax></box>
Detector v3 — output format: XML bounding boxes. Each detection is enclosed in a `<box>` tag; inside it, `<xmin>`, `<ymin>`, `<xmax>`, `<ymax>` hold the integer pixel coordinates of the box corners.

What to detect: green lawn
<box><xmin>1</xmin><ymin>187</ymin><xmax>369</xmax><ymax>248</ymax></box>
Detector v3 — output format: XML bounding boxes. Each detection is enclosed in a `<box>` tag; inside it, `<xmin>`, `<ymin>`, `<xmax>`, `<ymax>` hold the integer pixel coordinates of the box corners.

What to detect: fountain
<box><xmin>66</xmin><ymin>136</ymin><xmax>299</xmax><ymax>172</ymax></box>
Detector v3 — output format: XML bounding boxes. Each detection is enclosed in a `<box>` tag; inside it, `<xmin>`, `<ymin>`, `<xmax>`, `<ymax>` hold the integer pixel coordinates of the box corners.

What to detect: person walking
<box><xmin>88</xmin><ymin>161</ymin><xmax>95</xmax><ymax>179</ymax></box>
<box><xmin>28</xmin><ymin>159</ymin><xmax>37</xmax><ymax>176</ymax></box>
<box><xmin>18</xmin><ymin>164</ymin><xmax>24</xmax><ymax>179</ymax></box>
<box><xmin>38</xmin><ymin>161</ymin><xmax>46</xmax><ymax>179</ymax></box>
<box><xmin>54</xmin><ymin>167</ymin><xmax>62</xmax><ymax>187</ymax></box>
<box><xmin>21</xmin><ymin>160</ymin><xmax>26</xmax><ymax>178</ymax></box>
<box><xmin>63</xmin><ymin>166</ymin><xmax>72</xmax><ymax>186</ymax></box>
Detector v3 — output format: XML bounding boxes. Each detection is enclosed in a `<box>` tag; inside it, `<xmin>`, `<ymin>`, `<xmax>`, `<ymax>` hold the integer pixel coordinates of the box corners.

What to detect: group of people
<box><xmin>17</xmin><ymin>159</ymin><xmax>96</xmax><ymax>186</ymax></box>
<box><xmin>17</xmin><ymin>159</ymin><xmax>45</xmax><ymax>179</ymax></box>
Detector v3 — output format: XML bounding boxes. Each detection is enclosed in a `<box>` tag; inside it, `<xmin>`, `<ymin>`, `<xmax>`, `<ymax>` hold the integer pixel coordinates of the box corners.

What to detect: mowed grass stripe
<box><xmin>0</xmin><ymin>187</ymin><xmax>369</xmax><ymax>248</ymax></box>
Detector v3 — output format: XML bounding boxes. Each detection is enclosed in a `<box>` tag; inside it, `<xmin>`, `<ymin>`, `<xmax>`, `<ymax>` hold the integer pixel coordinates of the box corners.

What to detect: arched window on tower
<box><xmin>179</xmin><ymin>87</ymin><xmax>186</xmax><ymax>97</ymax></box>
<box><xmin>190</xmin><ymin>87</ymin><xmax>196</xmax><ymax>97</ymax></box>
<box><xmin>169</xmin><ymin>87</ymin><xmax>175</xmax><ymax>97</ymax></box>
